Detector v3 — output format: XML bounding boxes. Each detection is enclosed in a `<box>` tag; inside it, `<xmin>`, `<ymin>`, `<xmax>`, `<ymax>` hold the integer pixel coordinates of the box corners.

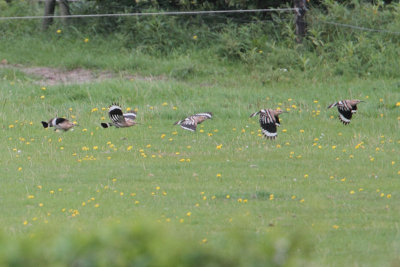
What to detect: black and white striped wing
<box><xmin>123</xmin><ymin>112</ymin><xmax>137</xmax><ymax>122</ymax></box>
<box><xmin>108</xmin><ymin>105</ymin><xmax>125</xmax><ymax>126</ymax></box>
<box><xmin>259</xmin><ymin>112</ymin><xmax>278</xmax><ymax>139</ymax></box>
<box><xmin>351</xmin><ymin>104</ymin><xmax>358</xmax><ymax>114</ymax></box>
<box><xmin>54</xmin><ymin>118</ymin><xmax>67</xmax><ymax>125</ymax></box>
<box><xmin>337</xmin><ymin>104</ymin><xmax>352</xmax><ymax>125</ymax></box>
<box><xmin>180</xmin><ymin>117</ymin><xmax>197</xmax><ymax>131</ymax></box>
<box><xmin>193</xmin><ymin>113</ymin><xmax>212</xmax><ymax>122</ymax></box>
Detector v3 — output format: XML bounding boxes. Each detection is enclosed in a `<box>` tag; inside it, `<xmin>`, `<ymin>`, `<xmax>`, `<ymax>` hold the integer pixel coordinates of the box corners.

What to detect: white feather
<box><xmin>109</xmin><ymin>105</ymin><xmax>122</xmax><ymax>112</ymax></box>
<box><xmin>262</xmin><ymin>129</ymin><xmax>277</xmax><ymax>137</ymax></box>
<box><xmin>181</xmin><ymin>125</ymin><xmax>195</xmax><ymax>131</ymax></box>
<box><xmin>339</xmin><ymin>113</ymin><xmax>350</xmax><ymax>123</ymax></box>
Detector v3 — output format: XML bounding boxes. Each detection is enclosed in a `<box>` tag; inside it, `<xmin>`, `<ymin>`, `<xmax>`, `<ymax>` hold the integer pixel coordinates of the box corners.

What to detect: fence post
<box><xmin>59</xmin><ymin>0</ymin><xmax>71</xmax><ymax>24</ymax></box>
<box><xmin>42</xmin><ymin>0</ymin><xmax>56</xmax><ymax>30</ymax></box>
<box><xmin>294</xmin><ymin>0</ymin><xmax>307</xmax><ymax>43</ymax></box>
<box><xmin>42</xmin><ymin>0</ymin><xmax>70</xmax><ymax>30</ymax></box>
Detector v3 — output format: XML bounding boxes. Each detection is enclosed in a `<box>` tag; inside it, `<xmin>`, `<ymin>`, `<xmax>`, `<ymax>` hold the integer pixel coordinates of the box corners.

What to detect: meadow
<box><xmin>1</xmin><ymin>4</ymin><xmax>400</xmax><ymax>265</ymax></box>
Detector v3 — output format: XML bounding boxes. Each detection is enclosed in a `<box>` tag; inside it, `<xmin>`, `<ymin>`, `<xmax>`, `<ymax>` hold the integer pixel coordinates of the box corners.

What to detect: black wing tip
<box><xmin>41</xmin><ymin>121</ymin><xmax>49</xmax><ymax>128</ymax></box>
<box><xmin>101</xmin><ymin>123</ymin><xmax>109</xmax><ymax>128</ymax></box>
<box><xmin>109</xmin><ymin>102</ymin><xmax>121</xmax><ymax>108</ymax></box>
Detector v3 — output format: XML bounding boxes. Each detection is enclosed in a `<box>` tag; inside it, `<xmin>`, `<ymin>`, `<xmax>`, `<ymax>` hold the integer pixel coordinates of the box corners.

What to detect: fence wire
<box><xmin>1</xmin><ymin>7</ymin><xmax>399</xmax><ymax>36</ymax></box>
<box><xmin>0</xmin><ymin>8</ymin><xmax>297</xmax><ymax>20</ymax></box>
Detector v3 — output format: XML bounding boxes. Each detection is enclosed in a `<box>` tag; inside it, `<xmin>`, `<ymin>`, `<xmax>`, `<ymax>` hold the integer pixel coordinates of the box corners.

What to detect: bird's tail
<box><xmin>101</xmin><ymin>123</ymin><xmax>112</xmax><ymax>128</ymax></box>
<box><xmin>174</xmin><ymin>120</ymin><xmax>182</xmax><ymax>125</ymax></box>
<box><xmin>41</xmin><ymin>121</ymin><xmax>49</xmax><ymax>128</ymax></box>
<box><xmin>249</xmin><ymin>111</ymin><xmax>260</xmax><ymax>118</ymax></box>
<box><xmin>327</xmin><ymin>102</ymin><xmax>338</xmax><ymax>109</ymax></box>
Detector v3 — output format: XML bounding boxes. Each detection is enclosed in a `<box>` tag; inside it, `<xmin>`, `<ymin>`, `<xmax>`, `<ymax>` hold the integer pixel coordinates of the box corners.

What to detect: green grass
<box><xmin>1</xmin><ymin>35</ymin><xmax>400</xmax><ymax>266</ymax></box>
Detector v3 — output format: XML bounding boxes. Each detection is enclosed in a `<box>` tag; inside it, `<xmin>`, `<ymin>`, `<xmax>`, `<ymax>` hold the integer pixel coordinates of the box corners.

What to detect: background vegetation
<box><xmin>0</xmin><ymin>0</ymin><xmax>399</xmax><ymax>265</ymax></box>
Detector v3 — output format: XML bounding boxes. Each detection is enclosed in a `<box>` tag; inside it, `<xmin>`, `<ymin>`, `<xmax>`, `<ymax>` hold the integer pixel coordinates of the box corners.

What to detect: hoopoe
<box><xmin>101</xmin><ymin>103</ymin><xmax>138</xmax><ymax>128</ymax></box>
<box><xmin>41</xmin><ymin>117</ymin><xmax>76</xmax><ymax>131</ymax></box>
<box><xmin>250</xmin><ymin>109</ymin><xmax>286</xmax><ymax>139</ymax></box>
<box><xmin>174</xmin><ymin>112</ymin><xmax>212</xmax><ymax>131</ymax></box>
<box><xmin>327</xmin><ymin>100</ymin><xmax>363</xmax><ymax>125</ymax></box>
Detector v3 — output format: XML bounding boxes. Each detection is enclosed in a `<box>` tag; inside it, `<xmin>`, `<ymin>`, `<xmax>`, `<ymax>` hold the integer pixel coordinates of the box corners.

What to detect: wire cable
<box><xmin>0</xmin><ymin>8</ymin><xmax>297</xmax><ymax>20</ymax></box>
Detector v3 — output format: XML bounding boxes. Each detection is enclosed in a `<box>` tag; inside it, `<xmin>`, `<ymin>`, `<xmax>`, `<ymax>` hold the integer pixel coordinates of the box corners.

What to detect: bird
<box><xmin>250</xmin><ymin>109</ymin><xmax>286</xmax><ymax>139</ymax></box>
<box><xmin>101</xmin><ymin>103</ymin><xmax>138</xmax><ymax>128</ymax></box>
<box><xmin>327</xmin><ymin>100</ymin><xmax>363</xmax><ymax>125</ymax></box>
<box><xmin>174</xmin><ymin>112</ymin><xmax>212</xmax><ymax>131</ymax></box>
<box><xmin>41</xmin><ymin>117</ymin><xmax>76</xmax><ymax>131</ymax></box>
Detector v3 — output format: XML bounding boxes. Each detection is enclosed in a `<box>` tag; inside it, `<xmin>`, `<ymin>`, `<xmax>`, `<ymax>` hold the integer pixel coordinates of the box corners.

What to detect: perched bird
<box><xmin>250</xmin><ymin>109</ymin><xmax>286</xmax><ymax>139</ymax></box>
<box><xmin>101</xmin><ymin>103</ymin><xmax>138</xmax><ymax>128</ymax></box>
<box><xmin>174</xmin><ymin>112</ymin><xmax>212</xmax><ymax>132</ymax></box>
<box><xmin>41</xmin><ymin>117</ymin><xmax>76</xmax><ymax>131</ymax></box>
<box><xmin>327</xmin><ymin>100</ymin><xmax>363</xmax><ymax>125</ymax></box>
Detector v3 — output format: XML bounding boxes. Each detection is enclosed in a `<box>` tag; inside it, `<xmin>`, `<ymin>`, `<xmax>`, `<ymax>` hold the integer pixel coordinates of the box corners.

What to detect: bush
<box><xmin>0</xmin><ymin>221</ymin><xmax>311</xmax><ymax>266</ymax></box>
<box><xmin>2</xmin><ymin>0</ymin><xmax>400</xmax><ymax>78</ymax></box>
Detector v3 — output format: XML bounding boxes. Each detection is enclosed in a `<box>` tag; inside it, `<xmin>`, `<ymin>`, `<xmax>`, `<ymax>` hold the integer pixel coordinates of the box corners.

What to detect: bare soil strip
<box><xmin>0</xmin><ymin>61</ymin><xmax>164</xmax><ymax>85</ymax></box>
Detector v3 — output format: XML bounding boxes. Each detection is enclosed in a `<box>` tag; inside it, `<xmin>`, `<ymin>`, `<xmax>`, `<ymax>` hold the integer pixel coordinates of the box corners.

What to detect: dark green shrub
<box><xmin>0</xmin><ymin>221</ymin><xmax>311</xmax><ymax>266</ymax></box>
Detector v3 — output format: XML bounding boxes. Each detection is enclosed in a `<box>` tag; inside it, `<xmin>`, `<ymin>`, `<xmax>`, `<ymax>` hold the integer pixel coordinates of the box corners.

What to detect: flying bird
<box><xmin>327</xmin><ymin>100</ymin><xmax>363</xmax><ymax>125</ymax></box>
<box><xmin>250</xmin><ymin>109</ymin><xmax>286</xmax><ymax>139</ymax></box>
<box><xmin>101</xmin><ymin>103</ymin><xmax>138</xmax><ymax>128</ymax></box>
<box><xmin>41</xmin><ymin>117</ymin><xmax>76</xmax><ymax>131</ymax></box>
<box><xmin>174</xmin><ymin>112</ymin><xmax>212</xmax><ymax>131</ymax></box>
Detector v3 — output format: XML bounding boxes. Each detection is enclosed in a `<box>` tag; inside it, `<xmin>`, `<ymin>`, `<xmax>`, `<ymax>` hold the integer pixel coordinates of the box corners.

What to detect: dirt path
<box><xmin>0</xmin><ymin>61</ymin><xmax>164</xmax><ymax>86</ymax></box>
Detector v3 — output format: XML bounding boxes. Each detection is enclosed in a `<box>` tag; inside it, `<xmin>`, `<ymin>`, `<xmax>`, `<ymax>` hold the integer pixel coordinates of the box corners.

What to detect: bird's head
<box><xmin>351</xmin><ymin>99</ymin><xmax>365</xmax><ymax>106</ymax></box>
<box><xmin>275</xmin><ymin>109</ymin><xmax>287</xmax><ymax>115</ymax></box>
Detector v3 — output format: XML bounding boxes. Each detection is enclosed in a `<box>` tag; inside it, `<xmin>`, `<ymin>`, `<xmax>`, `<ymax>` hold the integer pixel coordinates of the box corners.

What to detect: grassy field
<box><xmin>1</xmin><ymin>35</ymin><xmax>400</xmax><ymax>266</ymax></box>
